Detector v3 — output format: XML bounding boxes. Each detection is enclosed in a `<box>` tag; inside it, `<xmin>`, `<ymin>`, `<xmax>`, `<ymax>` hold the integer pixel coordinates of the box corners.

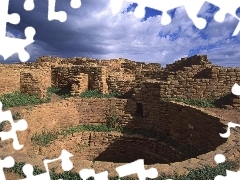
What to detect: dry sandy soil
<box><xmin>2</xmin><ymin>94</ymin><xmax>240</xmax><ymax>179</ymax></box>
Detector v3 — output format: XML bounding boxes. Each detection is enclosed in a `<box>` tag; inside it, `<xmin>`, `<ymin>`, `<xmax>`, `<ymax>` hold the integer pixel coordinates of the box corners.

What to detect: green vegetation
<box><xmin>0</xmin><ymin>87</ymin><xmax>228</xmax><ymax>110</ymax></box>
<box><xmin>79</xmin><ymin>89</ymin><xmax>122</xmax><ymax>98</ymax></box>
<box><xmin>48</xmin><ymin>87</ymin><xmax>122</xmax><ymax>99</ymax></box>
<box><xmin>105</xmin><ymin>108</ymin><xmax>123</xmax><ymax>130</ymax></box>
<box><xmin>0</xmin><ymin>91</ymin><xmax>46</xmax><ymax>109</ymax></box>
<box><xmin>0</xmin><ymin>87</ymin><xmax>59</xmax><ymax>109</ymax></box>
<box><xmin>49</xmin><ymin>87</ymin><xmax>71</xmax><ymax>99</ymax></box>
<box><xmin>165</xmin><ymin>97</ymin><xmax>216</xmax><ymax>108</ymax></box>
<box><xmin>30</xmin><ymin>123</ymin><xmax>200</xmax><ymax>160</ymax></box>
<box><xmin>31</xmin><ymin>108</ymin><xmax>123</xmax><ymax>146</ymax></box>
<box><xmin>5</xmin><ymin>160</ymin><xmax>239</xmax><ymax>180</ymax></box>
<box><xmin>31</xmin><ymin>124</ymin><xmax>122</xmax><ymax>146</ymax></box>
<box><xmin>0</xmin><ymin>90</ymin><xmax>236</xmax><ymax>179</ymax></box>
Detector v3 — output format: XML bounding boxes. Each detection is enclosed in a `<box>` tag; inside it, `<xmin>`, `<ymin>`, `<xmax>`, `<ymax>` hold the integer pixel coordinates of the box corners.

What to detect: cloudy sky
<box><xmin>1</xmin><ymin>0</ymin><xmax>240</xmax><ymax>67</ymax></box>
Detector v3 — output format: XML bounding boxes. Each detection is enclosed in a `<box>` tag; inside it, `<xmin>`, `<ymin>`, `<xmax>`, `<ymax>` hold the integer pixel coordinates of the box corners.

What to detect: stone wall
<box><xmin>131</xmin><ymin>83</ymin><xmax>227</xmax><ymax>154</ymax></box>
<box><xmin>69</xmin><ymin>73</ymin><xmax>88</xmax><ymax>96</ymax></box>
<box><xmin>157</xmin><ymin>55</ymin><xmax>240</xmax><ymax>100</ymax></box>
<box><xmin>51</xmin><ymin>65</ymin><xmax>109</xmax><ymax>94</ymax></box>
<box><xmin>97</xmin><ymin>58</ymin><xmax>126</xmax><ymax>71</ymax></box>
<box><xmin>165</xmin><ymin>54</ymin><xmax>212</xmax><ymax>72</ymax></box>
<box><xmin>19</xmin><ymin>97</ymin><xmax>226</xmax><ymax>163</ymax></box>
<box><xmin>2</xmin><ymin>54</ymin><xmax>240</xmax><ymax>103</ymax></box>
<box><xmin>19</xmin><ymin>98</ymin><xmax>136</xmax><ymax>132</ymax></box>
<box><xmin>140</xmin><ymin>67</ymin><xmax>240</xmax><ymax>100</ymax></box>
<box><xmin>0</xmin><ymin>64</ymin><xmax>22</xmax><ymax>96</ymax></box>
<box><xmin>20</xmin><ymin>64</ymin><xmax>52</xmax><ymax>99</ymax></box>
<box><xmin>48</xmin><ymin>131</ymin><xmax>183</xmax><ymax>165</ymax></box>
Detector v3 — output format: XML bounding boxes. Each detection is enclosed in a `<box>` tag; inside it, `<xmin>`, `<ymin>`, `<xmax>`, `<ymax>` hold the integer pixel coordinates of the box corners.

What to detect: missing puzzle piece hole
<box><xmin>134</xmin><ymin>5</ymin><xmax>146</xmax><ymax>19</ymax></box>
<box><xmin>15</xmin><ymin>119</ymin><xmax>28</xmax><ymax>131</ymax></box>
<box><xmin>18</xmin><ymin>27</ymin><xmax>36</xmax><ymax>62</ymax></box>
<box><xmin>214</xmin><ymin>11</ymin><xmax>226</xmax><ymax>23</ymax></box>
<box><xmin>70</xmin><ymin>0</ymin><xmax>81</xmax><ymax>9</ymax></box>
<box><xmin>24</xmin><ymin>0</ymin><xmax>35</xmax><ymax>11</ymax></box>
<box><xmin>161</xmin><ymin>12</ymin><xmax>172</xmax><ymax>25</ymax></box>
<box><xmin>22</xmin><ymin>164</ymin><xmax>34</xmax><ymax>177</ymax></box>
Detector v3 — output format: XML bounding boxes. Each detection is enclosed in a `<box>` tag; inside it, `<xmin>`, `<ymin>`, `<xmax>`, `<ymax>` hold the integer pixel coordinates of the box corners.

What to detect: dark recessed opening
<box><xmin>135</xmin><ymin>102</ymin><xmax>143</xmax><ymax>117</ymax></box>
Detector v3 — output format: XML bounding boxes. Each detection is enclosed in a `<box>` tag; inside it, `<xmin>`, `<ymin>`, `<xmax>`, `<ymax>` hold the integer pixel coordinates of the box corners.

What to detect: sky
<box><xmin>1</xmin><ymin>0</ymin><xmax>240</xmax><ymax>67</ymax></box>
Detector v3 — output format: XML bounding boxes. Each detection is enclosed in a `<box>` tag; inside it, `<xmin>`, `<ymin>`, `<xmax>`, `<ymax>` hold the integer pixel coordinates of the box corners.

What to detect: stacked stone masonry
<box><xmin>20</xmin><ymin>97</ymin><xmax>226</xmax><ymax>160</ymax></box>
<box><xmin>2</xmin><ymin>54</ymin><xmax>240</xmax><ymax>177</ymax></box>
<box><xmin>1</xmin><ymin>54</ymin><xmax>240</xmax><ymax>106</ymax></box>
<box><xmin>15</xmin><ymin>97</ymin><xmax>238</xmax><ymax>177</ymax></box>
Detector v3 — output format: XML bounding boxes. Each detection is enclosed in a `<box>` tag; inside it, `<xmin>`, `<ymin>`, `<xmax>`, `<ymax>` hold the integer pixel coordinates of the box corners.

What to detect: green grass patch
<box><xmin>5</xmin><ymin>160</ymin><xmax>239</xmax><ymax>180</ymax></box>
<box><xmin>79</xmin><ymin>89</ymin><xmax>122</xmax><ymax>98</ymax></box>
<box><xmin>31</xmin><ymin>130</ymin><xmax>59</xmax><ymax>146</ymax></box>
<box><xmin>30</xmin><ymin>124</ymin><xmax>196</xmax><ymax>160</ymax></box>
<box><xmin>165</xmin><ymin>97</ymin><xmax>216</xmax><ymax>108</ymax></box>
<box><xmin>0</xmin><ymin>87</ymin><xmax>60</xmax><ymax>109</ymax></box>
<box><xmin>0</xmin><ymin>92</ymin><xmax>46</xmax><ymax>109</ymax></box>
<box><xmin>31</xmin><ymin>124</ymin><xmax>122</xmax><ymax>146</ymax></box>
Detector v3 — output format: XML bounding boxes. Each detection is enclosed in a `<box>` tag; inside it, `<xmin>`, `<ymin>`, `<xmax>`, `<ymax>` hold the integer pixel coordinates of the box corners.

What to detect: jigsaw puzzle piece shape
<box><xmin>110</xmin><ymin>0</ymin><xmax>184</xmax><ymax>25</ymax></box>
<box><xmin>232</xmin><ymin>83</ymin><xmax>240</xmax><ymax>95</ymax></box>
<box><xmin>0</xmin><ymin>156</ymin><xmax>15</xmax><ymax>180</ymax></box>
<box><xmin>0</xmin><ymin>102</ymin><xmax>28</xmax><ymax>150</ymax></box>
<box><xmin>182</xmin><ymin>0</ymin><xmax>207</xmax><ymax>29</ymax></box>
<box><xmin>204</xmin><ymin>0</ymin><xmax>240</xmax><ymax>35</ymax></box>
<box><xmin>43</xmin><ymin>149</ymin><xmax>74</xmax><ymax>172</ymax></box>
<box><xmin>219</xmin><ymin>122</ymin><xmax>240</xmax><ymax>138</ymax></box>
<box><xmin>0</xmin><ymin>0</ymin><xmax>20</xmax><ymax>38</ymax></box>
<box><xmin>0</xmin><ymin>27</ymin><xmax>35</xmax><ymax>62</ymax></box>
<box><xmin>207</xmin><ymin>0</ymin><xmax>240</xmax><ymax>22</ymax></box>
<box><xmin>116</xmin><ymin>159</ymin><xmax>158</xmax><ymax>180</ymax></box>
<box><xmin>79</xmin><ymin>169</ymin><xmax>109</xmax><ymax>180</ymax></box>
<box><xmin>215</xmin><ymin>170</ymin><xmax>240</xmax><ymax>180</ymax></box>
<box><xmin>48</xmin><ymin>0</ymin><xmax>67</xmax><ymax>22</ymax></box>
<box><xmin>0</xmin><ymin>0</ymin><xmax>35</xmax><ymax>62</ymax></box>
<box><xmin>71</xmin><ymin>0</ymin><xmax>81</xmax><ymax>9</ymax></box>
<box><xmin>21</xmin><ymin>150</ymin><xmax>73</xmax><ymax>180</ymax></box>
<box><xmin>21</xmin><ymin>164</ymin><xmax>51</xmax><ymax>180</ymax></box>
<box><xmin>24</xmin><ymin>0</ymin><xmax>35</xmax><ymax>11</ymax></box>
<box><xmin>48</xmin><ymin>0</ymin><xmax>81</xmax><ymax>22</ymax></box>
<box><xmin>110</xmin><ymin>0</ymin><xmax>208</xmax><ymax>28</ymax></box>
<box><xmin>110</xmin><ymin>0</ymin><xmax>124</xmax><ymax>15</ymax></box>
<box><xmin>133</xmin><ymin>0</ymin><xmax>184</xmax><ymax>25</ymax></box>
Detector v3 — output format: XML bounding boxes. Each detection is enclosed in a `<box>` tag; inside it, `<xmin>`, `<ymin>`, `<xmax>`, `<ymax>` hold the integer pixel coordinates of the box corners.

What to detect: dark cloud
<box><xmin>0</xmin><ymin>0</ymin><xmax>240</xmax><ymax>68</ymax></box>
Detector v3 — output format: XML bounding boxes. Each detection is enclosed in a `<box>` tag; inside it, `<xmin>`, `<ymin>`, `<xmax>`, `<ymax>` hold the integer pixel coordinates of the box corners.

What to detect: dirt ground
<box><xmin>2</xmin><ymin>95</ymin><xmax>240</xmax><ymax>179</ymax></box>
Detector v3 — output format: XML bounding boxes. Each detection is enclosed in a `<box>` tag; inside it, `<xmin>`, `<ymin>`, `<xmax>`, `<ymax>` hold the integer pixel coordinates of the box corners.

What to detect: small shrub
<box><xmin>105</xmin><ymin>108</ymin><xmax>122</xmax><ymax>131</ymax></box>
<box><xmin>31</xmin><ymin>130</ymin><xmax>59</xmax><ymax>146</ymax></box>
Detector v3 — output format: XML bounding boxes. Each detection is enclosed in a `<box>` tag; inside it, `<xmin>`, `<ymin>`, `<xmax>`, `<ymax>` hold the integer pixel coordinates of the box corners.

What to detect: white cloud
<box><xmin>3</xmin><ymin>0</ymin><xmax>240</xmax><ymax>68</ymax></box>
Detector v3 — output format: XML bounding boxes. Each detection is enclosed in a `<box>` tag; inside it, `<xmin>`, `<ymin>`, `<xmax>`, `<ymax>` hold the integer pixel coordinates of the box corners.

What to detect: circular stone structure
<box><xmin>5</xmin><ymin>98</ymin><xmax>240</xmax><ymax>178</ymax></box>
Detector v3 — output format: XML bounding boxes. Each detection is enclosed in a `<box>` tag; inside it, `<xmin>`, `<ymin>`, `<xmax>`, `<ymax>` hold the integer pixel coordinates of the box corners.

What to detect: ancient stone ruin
<box><xmin>2</xmin><ymin>54</ymin><xmax>240</xmax><ymax>107</ymax></box>
<box><xmin>1</xmin><ymin>54</ymin><xmax>240</xmax><ymax>177</ymax></box>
